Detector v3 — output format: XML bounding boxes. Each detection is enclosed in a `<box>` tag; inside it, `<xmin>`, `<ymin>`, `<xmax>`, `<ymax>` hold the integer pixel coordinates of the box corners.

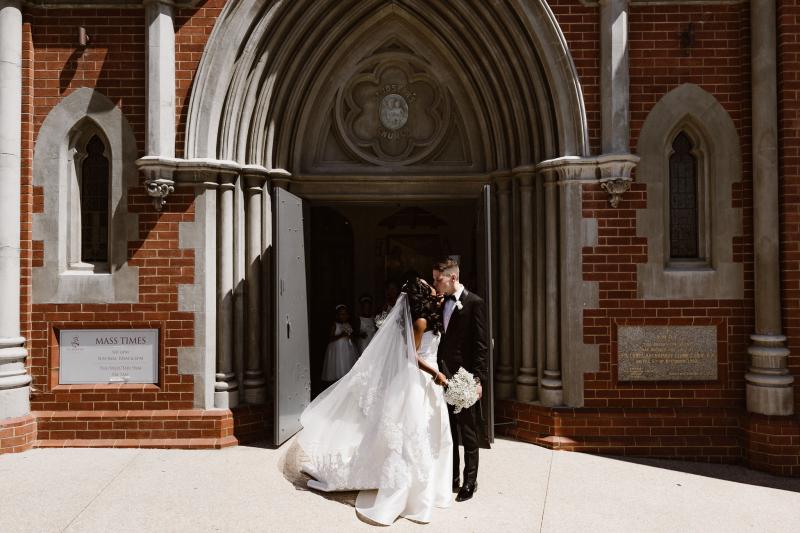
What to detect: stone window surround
<box><xmin>636</xmin><ymin>83</ymin><xmax>743</xmax><ymax>300</ymax></box>
<box><xmin>32</xmin><ymin>88</ymin><xmax>139</xmax><ymax>304</ymax></box>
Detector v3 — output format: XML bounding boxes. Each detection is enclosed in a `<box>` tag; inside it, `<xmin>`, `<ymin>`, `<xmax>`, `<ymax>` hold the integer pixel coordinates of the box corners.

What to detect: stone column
<box><xmin>143</xmin><ymin>0</ymin><xmax>176</xmax><ymax>210</ymax></box>
<box><xmin>516</xmin><ymin>170</ymin><xmax>537</xmax><ymax>402</ymax></box>
<box><xmin>495</xmin><ymin>175</ymin><xmax>515</xmax><ymax>399</ymax></box>
<box><xmin>215</xmin><ymin>171</ymin><xmax>239</xmax><ymax>408</ymax></box>
<box><xmin>535</xmin><ymin>175</ymin><xmax>547</xmax><ymax>401</ymax></box>
<box><xmin>600</xmin><ymin>0</ymin><xmax>630</xmax><ymax>154</ymax></box>
<box><xmin>541</xmin><ymin>169</ymin><xmax>563</xmax><ymax>406</ymax></box>
<box><xmin>145</xmin><ymin>0</ymin><xmax>174</xmax><ymax>157</ymax></box>
<box><xmin>242</xmin><ymin>167</ymin><xmax>267</xmax><ymax>404</ymax></box>
<box><xmin>746</xmin><ymin>0</ymin><xmax>794</xmax><ymax>415</ymax></box>
<box><xmin>0</xmin><ymin>0</ymin><xmax>30</xmax><ymax>420</ymax></box>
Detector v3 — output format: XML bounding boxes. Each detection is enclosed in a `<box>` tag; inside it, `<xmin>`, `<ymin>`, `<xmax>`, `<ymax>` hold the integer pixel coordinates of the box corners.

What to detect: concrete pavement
<box><xmin>1</xmin><ymin>437</ymin><xmax>798</xmax><ymax>532</ymax></box>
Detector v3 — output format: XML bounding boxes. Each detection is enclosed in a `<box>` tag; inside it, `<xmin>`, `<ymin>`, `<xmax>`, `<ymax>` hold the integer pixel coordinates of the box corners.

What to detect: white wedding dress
<box><xmin>297</xmin><ymin>294</ymin><xmax>453</xmax><ymax>525</ymax></box>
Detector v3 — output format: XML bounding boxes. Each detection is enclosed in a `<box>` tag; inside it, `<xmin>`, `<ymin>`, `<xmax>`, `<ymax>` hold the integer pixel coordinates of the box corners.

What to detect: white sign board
<box><xmin>59</xmin><ymin>329</ymin><xmax>158</xmax><ymax>384</ymax></box>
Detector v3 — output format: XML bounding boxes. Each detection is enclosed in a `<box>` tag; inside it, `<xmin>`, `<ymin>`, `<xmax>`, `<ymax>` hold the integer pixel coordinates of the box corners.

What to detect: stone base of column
<box><xmin>0</xmin><ymin>385</ymin><xmax>30</xmax><ymax>419</ymax></box>
<box><xmin>746</xmin><ymin>334</ymin><xmax>794</xmax><ymax>416</ymax></box>
<box><xmin>214</xmin><ymin>372</ymin><xmax>239</xmax><ymax>409</ymax></box>
<box><xmin>243</xmin><ymin>371</ymin><xmax>267</xmax><ymax>405</ymax></box>
<box><xmin>515</xmin><ymin>370</ymin><xmax>537</xmax><ymax>402</ymax></box>
<box><xmin>0</xmin><ymin>413</ymin><xmax>36</xmax><ymax>455</ymax></box>
<box><xmin>495</xmin><ymin>367</ymin><xmax>515</xmax><ymax>400</ymax></box>
<box><xmin>540</xmin><ymin>371</ymin><xmax>563</xmax><ymax>407</ymax></box>
<box><xmin>0</xmin><ymin>337</ymin><xmax>31</xmax><ymax>419</ymax></box>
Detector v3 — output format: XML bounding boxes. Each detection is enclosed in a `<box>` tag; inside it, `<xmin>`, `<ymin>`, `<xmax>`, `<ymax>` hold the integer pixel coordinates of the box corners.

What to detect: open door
<box><xmin>274</xmin><ymin>187</ymin><xmax>311</xmax><ymax>446</ymax></box>
<box><xmin>476</xmin><ymin>184</ymin><xmax>495</xmax><ymax>443</ymax></box>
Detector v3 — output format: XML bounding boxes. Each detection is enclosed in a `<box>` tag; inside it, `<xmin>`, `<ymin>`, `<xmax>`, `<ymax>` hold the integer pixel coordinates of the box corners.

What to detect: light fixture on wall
<box><xmin>78</xmin><ymin>27</ymin><xmax>90</xmax><ymax>49</ymax></box>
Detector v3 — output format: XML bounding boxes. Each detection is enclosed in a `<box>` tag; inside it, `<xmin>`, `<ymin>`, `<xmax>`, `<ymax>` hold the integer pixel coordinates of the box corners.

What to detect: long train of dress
<box><xmin>297</xmin><ymin>295</ymin><xmax>452</xmax><ymax>525</ymax></box>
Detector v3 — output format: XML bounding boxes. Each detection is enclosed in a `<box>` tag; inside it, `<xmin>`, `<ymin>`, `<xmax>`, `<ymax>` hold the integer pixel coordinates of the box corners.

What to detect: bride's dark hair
<box><xmin>402</xmin><ymin>277</ymin><xmax>443</xmax><ymax>334</ymax></box>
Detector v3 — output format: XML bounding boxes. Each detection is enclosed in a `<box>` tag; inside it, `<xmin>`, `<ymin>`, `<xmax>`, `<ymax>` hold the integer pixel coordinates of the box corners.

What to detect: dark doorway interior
<box><xmin>307</xmin><ymin>201</ymin><xmax>479</xmax><ymax>398</ymax></box>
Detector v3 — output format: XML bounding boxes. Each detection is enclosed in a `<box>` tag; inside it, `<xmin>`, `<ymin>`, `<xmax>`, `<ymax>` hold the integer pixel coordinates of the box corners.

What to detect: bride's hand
<box><xmin>433</xmin><ymin>372</ymin><xmax>448</xmax><ymax>387</ymax></box>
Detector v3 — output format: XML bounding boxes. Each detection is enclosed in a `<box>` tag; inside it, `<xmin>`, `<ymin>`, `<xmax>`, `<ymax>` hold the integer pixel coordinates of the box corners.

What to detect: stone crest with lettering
<box><xmin>379</xmin><ymin>93</ymin><xmax>408</xmax><ymax>130</ymax></box>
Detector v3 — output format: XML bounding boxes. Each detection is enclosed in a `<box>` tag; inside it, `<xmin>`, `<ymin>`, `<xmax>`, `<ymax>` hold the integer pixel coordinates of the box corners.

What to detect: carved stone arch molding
<box><xmin>184</xmin><ymin>0</ymin><xmax>591</xmax><ymax>176</ymax></box>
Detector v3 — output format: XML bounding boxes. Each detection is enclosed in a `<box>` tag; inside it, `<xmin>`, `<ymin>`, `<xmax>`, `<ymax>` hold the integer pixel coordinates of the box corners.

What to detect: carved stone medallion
<box><xmin>379</xmin><ymin>93</ymin><xmax>408</xmax><ymax>130</ymax></box>
<box><xmin>334</xmin><ymin>56</ymin><xmax>450</xmax><ymax>166</ymax></box>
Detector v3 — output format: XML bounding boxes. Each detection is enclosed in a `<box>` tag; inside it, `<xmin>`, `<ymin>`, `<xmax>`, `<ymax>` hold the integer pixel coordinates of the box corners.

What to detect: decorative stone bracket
<box><xmin>597</xmin><ymin>154</ymin><xmax>639</xmax><ymax>208</ymax></box>
<box><xmin>137</xmin><ymin>156</ymin><xmax>179</xmax><ymax>210</ymax></box>
<box><xmin>599</xmin><ymin>178</ymin><xmax>631</xmax><ymax>208</ymax></box>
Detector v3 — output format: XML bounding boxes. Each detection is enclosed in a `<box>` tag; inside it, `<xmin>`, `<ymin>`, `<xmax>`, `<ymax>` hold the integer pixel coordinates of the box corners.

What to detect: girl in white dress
<box><xmin>321</xmin><ymin>304</ymin><xmax>359</xmax><ymax>382</ymax></box>
<box><xmin>356</xmin><ymin>294</ymin><xmax>377</xmax><ymax>355</ymax></box>
<box><xmin>298</xmin><ymin>278</ymin><xmax>452</xmax><ymax>525</ymax></box>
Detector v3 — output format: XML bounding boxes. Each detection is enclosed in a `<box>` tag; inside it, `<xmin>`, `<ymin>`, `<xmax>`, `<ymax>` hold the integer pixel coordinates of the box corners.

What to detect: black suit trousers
<box><xmin>449</xmin><ymin>402</ymin><xmax>479</xmax><ymax>485</ymax></box>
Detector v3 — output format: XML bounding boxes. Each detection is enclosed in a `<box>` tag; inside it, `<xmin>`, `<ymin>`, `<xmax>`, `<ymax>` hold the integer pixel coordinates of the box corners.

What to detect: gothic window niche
<box><xmin>636</xmin><ymin>84</ymin><xmax>743</xmax><ymax>300</ymax></box>
<box><xmin>69</xmin><ymin>129</ymin><xmax>110</xmax><ymax>272</ymax></box>
<box><xmin>32</xmin><ymin>88</ymin><xmax>139</xmax><ymax>304</ymax></box>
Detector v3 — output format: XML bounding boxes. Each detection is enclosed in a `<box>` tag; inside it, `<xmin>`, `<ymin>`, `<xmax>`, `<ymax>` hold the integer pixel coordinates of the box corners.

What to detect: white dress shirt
<box><xmin>443</xmin><ymin>284</ymin><xmax>464</xmax><ymax>332</ymax></box>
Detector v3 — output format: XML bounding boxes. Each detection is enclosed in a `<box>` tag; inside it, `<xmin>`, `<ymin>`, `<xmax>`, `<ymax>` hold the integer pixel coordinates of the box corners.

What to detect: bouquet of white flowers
<box><xmin>443</xmin><ymin>367</ymin><xmax>479</xmax><ymax>414</ymax></box>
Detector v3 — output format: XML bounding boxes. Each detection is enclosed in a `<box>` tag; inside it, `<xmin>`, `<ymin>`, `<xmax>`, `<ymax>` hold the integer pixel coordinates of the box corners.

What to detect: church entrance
<box><xmin>306</xmin><ymin>200</ymin><xmax>482</xmax><ymax>399</ymax></box>
<box><xmin>183</xmin><ymin>2</ymin><xmax>592</xmax><ymax>446</ymax></box>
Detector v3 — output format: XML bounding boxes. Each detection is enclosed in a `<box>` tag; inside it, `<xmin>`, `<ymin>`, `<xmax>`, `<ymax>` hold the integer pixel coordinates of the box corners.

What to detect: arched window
<box><xmin>80</xmin><ymin>135</ymin><xmax>109</xmax><ymax>264</ymax></box>
<box><xmin>32</xmin><ymin>87</ymin><xmax>138</xmax><ymax>304</ymax></box>
<box><xmin>669</xmin><ymin>132</ymin><xmax>698</xmax><ymax>259</ymax></box>
<box><xmin>636</xmin><ymin>83</ymin><xmax>743</xmax><ymax>300</ymax></box>
<box><xmin>68</xmin><ymin>128</ymin><xmax>110</xmax><ymax>272</ymax></box>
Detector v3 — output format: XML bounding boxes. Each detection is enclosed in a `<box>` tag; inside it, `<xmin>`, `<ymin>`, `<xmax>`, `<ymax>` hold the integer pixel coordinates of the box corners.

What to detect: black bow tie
<box><xmin>445</xmin><ymin>294</ymin><xmax>457</xmax><ymax>301</ymax></box>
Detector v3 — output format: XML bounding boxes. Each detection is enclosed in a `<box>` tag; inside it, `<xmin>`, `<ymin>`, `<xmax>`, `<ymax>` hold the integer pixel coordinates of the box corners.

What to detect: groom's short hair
<box><xmin>433</xmin><ymin>256</ymin><xmax>460</xmax><ymax>277</ymax></box>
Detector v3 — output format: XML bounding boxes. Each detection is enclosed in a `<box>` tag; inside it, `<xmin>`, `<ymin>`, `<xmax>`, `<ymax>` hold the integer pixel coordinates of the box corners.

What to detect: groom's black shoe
<box><xmin>455</xmin><ymin>482</ymin><xmax>477</xmax><ymax>502</ymax></box>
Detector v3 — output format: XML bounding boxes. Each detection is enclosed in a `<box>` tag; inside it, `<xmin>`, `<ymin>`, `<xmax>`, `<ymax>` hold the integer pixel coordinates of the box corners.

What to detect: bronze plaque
<box><xmin>618</xmin><ymin>325</ymin><xmax>717</xmax><ymax>381</ymax></box>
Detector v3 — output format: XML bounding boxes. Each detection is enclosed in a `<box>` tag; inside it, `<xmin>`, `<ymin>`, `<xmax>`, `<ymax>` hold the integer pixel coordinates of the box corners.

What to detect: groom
<box><xmin>432</xmin><ymin>256</ymin><xmax>490</xmax><ymax>503</ymax></box>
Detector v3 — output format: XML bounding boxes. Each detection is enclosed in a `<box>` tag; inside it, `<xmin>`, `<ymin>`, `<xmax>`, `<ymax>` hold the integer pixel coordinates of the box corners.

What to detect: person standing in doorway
<box><xmin>321</xmin><ymin>304</ymin><xmax>358</xmax><ymax>384</ymax></box>
<box><xmin>432</xmin><ymin>256</ymin><xmax>490</xmax><ymax>502</ymax></box>
<box><xmin>355</xmin><ymin>294</ymin><xmax>377</xmax><ymax>355</ymax></box>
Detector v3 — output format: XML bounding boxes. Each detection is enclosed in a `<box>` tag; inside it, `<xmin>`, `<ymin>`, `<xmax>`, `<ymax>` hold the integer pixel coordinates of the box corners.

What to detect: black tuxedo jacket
<box><xmin>436</xmin><ymin>288</ymin><xmax>488</xmax><ymax>384</ymax></box>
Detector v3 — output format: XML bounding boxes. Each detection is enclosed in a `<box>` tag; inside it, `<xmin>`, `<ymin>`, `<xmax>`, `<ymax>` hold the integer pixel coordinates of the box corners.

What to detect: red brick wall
<box><xmin>778</xmin><ymin>0</ymin><xmax>800</xmax><ymax>415</ymax></box>
<box><xmin>551</xmin><ymin>0</ymin><xmax>601</xmax><ymax>155</ymax></box>
<box><xmin>23</xmin><ymin>8</ymin><xmax>199</xmax><ymax>413</ymax></box>
<box><xmin>175</xmin><ymin>0</ymin><xmax>225</xmax><ymax>158</ymax></box>
<box><xmin>580</xmin><ymin>3</ymin><xmax>754</xmax><ymax>412</ymax></box>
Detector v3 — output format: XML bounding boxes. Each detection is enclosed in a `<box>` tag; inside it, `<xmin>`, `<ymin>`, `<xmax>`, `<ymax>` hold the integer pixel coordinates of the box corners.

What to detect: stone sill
<box><xmin>50</xmin><ymin>384</ymin><xmax>161</xmax><ymax>393</ymax></box>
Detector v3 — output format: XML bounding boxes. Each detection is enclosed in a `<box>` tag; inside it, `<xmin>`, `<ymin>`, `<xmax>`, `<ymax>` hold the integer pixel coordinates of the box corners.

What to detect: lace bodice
<box><xmin>417</xmin><ymin>331</ymin><xmax>440</xmax><ymax>365</ymax></box>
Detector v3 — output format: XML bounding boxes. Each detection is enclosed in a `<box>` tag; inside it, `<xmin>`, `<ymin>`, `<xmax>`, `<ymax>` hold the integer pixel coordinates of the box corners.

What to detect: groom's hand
<box><xmin>476</xmin><ymin>383</ymin><xmax>483</xmax><ymax>400</ymax></box>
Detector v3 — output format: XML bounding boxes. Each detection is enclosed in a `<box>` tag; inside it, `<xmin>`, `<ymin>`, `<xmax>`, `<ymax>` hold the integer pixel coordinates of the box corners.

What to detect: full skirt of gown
<box><xmin>298</xmin><ymin>295</ymin><xmax>452</xmax><ymax>525</ymax></box>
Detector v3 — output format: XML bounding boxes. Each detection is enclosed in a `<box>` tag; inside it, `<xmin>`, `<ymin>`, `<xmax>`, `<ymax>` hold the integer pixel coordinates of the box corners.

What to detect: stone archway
<box><xmin>172</xmin><ymin>0</ymin><xmax>632</xmax><ymax>422</ymax></box>
<box><xmin>185</xmin><ymin>0</ymin><xmax>590</xmax><ymax>170</ymax></box>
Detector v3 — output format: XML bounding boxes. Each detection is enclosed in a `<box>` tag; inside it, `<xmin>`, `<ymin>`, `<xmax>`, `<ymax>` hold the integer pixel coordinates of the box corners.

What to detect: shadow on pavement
<box><xmin>602</xmin><ymin>455</ymin><xmax>800</xmax><ymax>493</ymax></box>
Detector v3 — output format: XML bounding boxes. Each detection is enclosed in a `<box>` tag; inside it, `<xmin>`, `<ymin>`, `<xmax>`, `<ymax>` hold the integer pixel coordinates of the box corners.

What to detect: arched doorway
<box><xmin>184</xmin><ymin>0</ymin><xmax>590</xmax><ymax>444</ymax></box>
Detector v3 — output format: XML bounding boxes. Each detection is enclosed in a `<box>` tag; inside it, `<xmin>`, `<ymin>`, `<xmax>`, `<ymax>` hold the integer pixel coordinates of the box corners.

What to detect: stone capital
<box><xmin>241</xmin><ymin>164</ymin><xmax>269</xmax><ymax>190</ymax></box>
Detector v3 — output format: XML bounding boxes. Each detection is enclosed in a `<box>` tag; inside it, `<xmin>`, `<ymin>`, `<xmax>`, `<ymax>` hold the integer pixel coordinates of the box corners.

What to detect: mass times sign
<box><xmin>59</xmin><ymin>329</ymin><xmax>159</xmax><ymax>384</ymax></box>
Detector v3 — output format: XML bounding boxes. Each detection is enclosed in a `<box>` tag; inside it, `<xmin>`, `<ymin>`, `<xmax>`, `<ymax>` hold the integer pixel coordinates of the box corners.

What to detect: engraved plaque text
<box><xmin>618</xmin><ymin>325</ymin><xmax>717</xmax><ymax>381</ymax></box>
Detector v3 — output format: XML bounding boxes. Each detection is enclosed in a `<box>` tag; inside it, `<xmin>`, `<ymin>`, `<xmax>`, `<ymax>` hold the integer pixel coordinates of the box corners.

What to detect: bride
<box><xmin>297</xmin><ymin>277</ymin><xmax>452</xmax><ymax>525</ymax></box>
